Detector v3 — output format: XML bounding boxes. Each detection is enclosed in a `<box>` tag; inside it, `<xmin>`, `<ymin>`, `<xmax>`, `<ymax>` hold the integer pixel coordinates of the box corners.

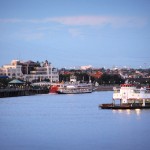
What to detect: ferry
<box><xmin>100</xmin><ymin>84</ymin><xmax>150</xmax><ymax>109</ymax></box>
<box><xmin>50</xmin><ymin>75</ymin><xmax>93</xmax><ymax>94</ymax></box>
<box><xmin>56</xmin><ymin>83</ymin><xmax>93</xmax><ymax>94</ymax></box>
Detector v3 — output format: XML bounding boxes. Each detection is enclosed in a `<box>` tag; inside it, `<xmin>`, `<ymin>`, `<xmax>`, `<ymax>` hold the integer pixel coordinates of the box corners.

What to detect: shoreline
<box><xmin>0</xmin><ymin>85</ymin><xmax>115</xmax><ymax>98</ymax></box>
<box><xmin>0</xmin><ymin>88</ymin><xmax>49</xmax><ymax>98</ymax></box>
<box><xmin>94</xmin><ymin>85</ymin><xmax>115</xmax><ymax>91</ymax></box>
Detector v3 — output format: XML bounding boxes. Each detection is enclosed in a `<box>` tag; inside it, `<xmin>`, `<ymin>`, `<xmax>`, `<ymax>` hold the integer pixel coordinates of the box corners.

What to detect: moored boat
<box><xmin>49</xmin><ymin>83</ymin><xmax>63</xmax><ymax>93</ymax></box>
<box><xmin>100</xmin><ymin>84</ymin><xmax>150</xmax><ymax>109</ymax></box>
<box><xmin>57</xmin><ymin>83</ymin><xmax>93</xmax><ymax>94</ymax></box>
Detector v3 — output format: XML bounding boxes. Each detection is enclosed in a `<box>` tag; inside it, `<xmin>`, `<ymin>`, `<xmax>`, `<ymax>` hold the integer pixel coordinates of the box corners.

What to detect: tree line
<box><xmin>59</xmin><ymin>73</ymin><xmax>125</xmax><ymax>85</ymax></box>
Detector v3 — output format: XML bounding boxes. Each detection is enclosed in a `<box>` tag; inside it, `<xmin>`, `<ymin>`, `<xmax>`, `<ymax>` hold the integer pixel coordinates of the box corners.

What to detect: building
<box><xmin>23</xmin><ymin>61</ymin><xmax>59</xmax><ymax>83</ymax></box>
<box><xmin>80</xmin><ymin>65</ymin><xmax>92</xmax><ymax>70</ymax></box>
<box><xmin>0</xmin><ymin>60</ymin><xmax>59</xmax><ymax>83</ymax></box>
<box><xmin>90</xmin><ymin>71</ymin><xmax>103</xmax><ymax>78</ymax></box>
<box><xmin>20</xmin><ymin>60</ymin><xmax>40</xmax><ymax>74</ymax></box>
<box><xmin>0</xmin><ymin>60</ymin><xmax>23</xmax><ymax>79</ymax></box>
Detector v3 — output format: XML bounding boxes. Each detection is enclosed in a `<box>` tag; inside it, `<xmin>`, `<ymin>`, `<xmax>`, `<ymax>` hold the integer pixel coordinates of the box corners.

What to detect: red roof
<box><xmin>120</xmin><ymin>84</ymin><xmax>135</xmax><ymax>87</ymax></box>
<box><xmin>91</xmin><ymin>71</ymin><xmax>103</xmax><ymax>78</ymax></box>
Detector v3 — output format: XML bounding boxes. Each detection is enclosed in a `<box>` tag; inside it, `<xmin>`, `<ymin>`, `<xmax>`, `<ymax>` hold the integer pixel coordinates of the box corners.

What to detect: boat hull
<box><xmin>100</xmin><ymin>103</ymin><xmax>150</xmax><ymax>109</ymax></box>
<box><xmin>57</xmin><ymin>90</ymin><xmax>92</xmax><ymax>94</ymax></box>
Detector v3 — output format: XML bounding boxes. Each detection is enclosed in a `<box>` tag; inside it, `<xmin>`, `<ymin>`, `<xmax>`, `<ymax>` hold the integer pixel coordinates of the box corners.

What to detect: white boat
<box><xmin>57</xmin><ymin>83</ymin><xmax>93</xmax><ymax>94</ymax></box>
<box><xmin>113</xmin><ymin>84</ymin><xmax>150</xmax><ymax>104</ymax></box>
<box><xmin>100</xmin><ymin>84</ymin><xmax>150</xmax><ymax>109</ymax></box>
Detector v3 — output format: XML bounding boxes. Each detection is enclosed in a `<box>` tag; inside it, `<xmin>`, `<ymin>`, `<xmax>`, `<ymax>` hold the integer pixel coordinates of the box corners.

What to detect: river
<box><xmin>0</xmin><ymin>92</ymin><xmax>150</xmax><ymax>150</ymax></box>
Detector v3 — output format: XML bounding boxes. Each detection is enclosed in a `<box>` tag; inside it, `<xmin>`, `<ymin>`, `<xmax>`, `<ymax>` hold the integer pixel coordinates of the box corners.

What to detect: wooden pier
<box><xmin>0</xmin><ymin>88</ymin><xmax>49</xmax><ymax>98</ymax></box>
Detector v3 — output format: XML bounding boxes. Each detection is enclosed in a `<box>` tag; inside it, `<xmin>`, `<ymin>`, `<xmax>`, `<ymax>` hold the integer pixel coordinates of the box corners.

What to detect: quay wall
<box><xmin>94</xmin><ymin>85</ymin><xmax>116</xmax><ymax>91</ymax></box>
<box><xmin>0</xmin><ymin>85</ymin><xmax>117</xmax><ymax>98</ymax></box>
<box><xmin>0</xmin><ymin>88</ymin><xmax>49</xmax><ymax>98</ymax></box>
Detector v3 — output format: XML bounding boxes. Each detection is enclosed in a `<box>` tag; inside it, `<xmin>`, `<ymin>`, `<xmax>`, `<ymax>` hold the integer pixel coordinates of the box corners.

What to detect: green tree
<box><xmin>59</xmin><ymin>74</ymin><xmax>70</xmax><ymax>82</ymax></box>
<box><xmin>0</xmin><ymin>78</ymin><xmax>12</xmax><ymax>88</ymax></box>
<box><xmin>98</xmin><ymin>73</ymin><xmax>124</xmax><ymax>85</ymax></box>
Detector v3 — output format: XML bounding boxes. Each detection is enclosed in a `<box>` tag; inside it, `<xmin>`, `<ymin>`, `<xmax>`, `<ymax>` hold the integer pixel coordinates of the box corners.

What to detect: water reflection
<box><xmin>112</xmin><ymin>109</ymin><xmax>141</xmax><ymax>116</ymax></box>
<box><xmin>126</xmin><ymin>109</ymin><xmax>131</xmax><ymax>115</ymax></box>
<box><xmin>135</xmin><ymin>109</ymin><xmax>141</xmax><ymax>116</ymax></box>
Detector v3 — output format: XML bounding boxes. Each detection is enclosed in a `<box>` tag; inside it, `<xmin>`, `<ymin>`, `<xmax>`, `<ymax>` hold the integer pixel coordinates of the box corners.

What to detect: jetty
<box><xmin>0</xmin><ymin>88</ymin><xmax>49</xmax><ymax>98</ymax></box>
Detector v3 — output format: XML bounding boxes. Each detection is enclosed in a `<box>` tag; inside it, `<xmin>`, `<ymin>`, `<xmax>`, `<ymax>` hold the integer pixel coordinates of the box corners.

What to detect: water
<box><xmin>0</xmin><ymin>92</ymin><xmax>150</xmax><ymax>150</ymax></box>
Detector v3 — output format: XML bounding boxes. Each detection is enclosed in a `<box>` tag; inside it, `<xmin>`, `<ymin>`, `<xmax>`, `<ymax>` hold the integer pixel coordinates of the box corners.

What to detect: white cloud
<box><xmin>51</xmin><ymin>16</ymin><xmax>147</xmax><ymax>28</ymax></box>
<box><xmin>0</xmin><ymin>15</ymin><xmax>147</xmax><ymax>28</ymax></box>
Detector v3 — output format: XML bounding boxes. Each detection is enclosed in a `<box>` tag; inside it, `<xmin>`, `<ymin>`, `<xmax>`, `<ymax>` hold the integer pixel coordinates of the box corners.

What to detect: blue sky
<box><xmin>0</xmin><ymin>0</ymin><xmax>150</xmax><ymax>68</ymax></box>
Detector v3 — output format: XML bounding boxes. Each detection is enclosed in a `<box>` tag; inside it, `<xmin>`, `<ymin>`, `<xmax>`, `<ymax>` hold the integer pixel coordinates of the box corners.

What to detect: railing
<box><xmin>114</xmin><ymin>90</ymin><xmax>120</xmax><ymax>93</ymax></box>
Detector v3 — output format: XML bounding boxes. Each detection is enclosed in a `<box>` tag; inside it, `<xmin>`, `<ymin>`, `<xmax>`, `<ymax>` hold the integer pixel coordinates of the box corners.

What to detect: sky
<box><xmin>0</xmin><ymin>0</ymin><xmax>150</xmax><ymax>69</ymax></box>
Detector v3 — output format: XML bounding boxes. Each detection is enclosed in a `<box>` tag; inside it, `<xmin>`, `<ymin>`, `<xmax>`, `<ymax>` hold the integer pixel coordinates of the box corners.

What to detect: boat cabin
<box><xmin>113</xmin><ymin>84</ymin><xmax>150</xmax><ymax>106</ymax></box>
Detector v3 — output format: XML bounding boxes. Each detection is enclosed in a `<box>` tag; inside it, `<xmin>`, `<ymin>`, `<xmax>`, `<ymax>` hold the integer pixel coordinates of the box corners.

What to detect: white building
<box><xmin>0</xmin><ymin>60</ymin><xmax>59</xmax><ymax>83</ymax></box>
<box><xmin>0</xmin><ymin>60</ymin><xmax>23</xmax><ymax>78</ymax></box>
<box><xmin>80</xmin><ymin>65</ymin><xmax>92</xmax><ymax>70</ymax></box>
<box><xmin>23</xmin><ymin>63</ymin><xmax>59</xmax><ymax>83</ymax></box>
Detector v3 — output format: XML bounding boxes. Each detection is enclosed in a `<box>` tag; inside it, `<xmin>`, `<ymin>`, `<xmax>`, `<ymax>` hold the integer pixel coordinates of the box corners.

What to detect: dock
<box><xmin>0</xmin><ymin>88</ymin><xmax>49</xmax><ymax>98</ymax></box>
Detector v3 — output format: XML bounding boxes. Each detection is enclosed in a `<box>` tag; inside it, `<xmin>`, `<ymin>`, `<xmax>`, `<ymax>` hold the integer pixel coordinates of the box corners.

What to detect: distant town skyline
<box><xmin>0</xmin><ymin>0</ymin><xmax>150</xmax><ymax>69</ymax></box>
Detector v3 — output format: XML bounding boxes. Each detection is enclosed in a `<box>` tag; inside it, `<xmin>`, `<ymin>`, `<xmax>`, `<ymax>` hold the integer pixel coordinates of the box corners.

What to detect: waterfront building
<box><xmin>0</xmin><ymin>60</ymin><xmax>59</xmax><ymax>83</ymax></box>
<box><xmin>23</xmin><ymin>61</ymin><xmax>59</xmax><ymax>83</ymax></box>
<box><xmin>0</xmin><ymin>60</ymin><xmax>23</xmax><ymax>79</ymax></box>
<box><xmin>20</xmin><ymin>60</ymin><xmax>40</xmax><ymax>75</ymax></box>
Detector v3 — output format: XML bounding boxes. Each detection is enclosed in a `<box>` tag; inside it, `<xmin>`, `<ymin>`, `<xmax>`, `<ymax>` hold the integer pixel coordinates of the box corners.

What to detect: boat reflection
<box><xmin>135</xmin><ymin>109</ymin><xmax>141</xmax><ymax>116</ymax></box>
<box><xmin>126</xmin><ymin>109</ymin><xmax>131</xmax><ymax>115</ymax></box>
<box><xmin>112</xmin><ymin>109</ymin><xmax>141</xmax><ymax>116</ymax></box>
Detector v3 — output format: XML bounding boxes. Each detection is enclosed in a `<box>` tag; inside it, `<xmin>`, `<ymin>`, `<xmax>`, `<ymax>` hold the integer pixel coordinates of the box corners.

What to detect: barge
<box><xmin>100</xmin><ymin>84</ymin><xmax>150</xmax><ymax>109</ymax></box>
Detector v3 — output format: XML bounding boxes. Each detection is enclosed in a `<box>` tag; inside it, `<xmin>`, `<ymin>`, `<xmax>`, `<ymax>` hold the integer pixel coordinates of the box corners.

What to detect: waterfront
<box><xmin>0</xmin><ymin>92</ymin><xmax>150</xmax><ymax>150</ymax></box>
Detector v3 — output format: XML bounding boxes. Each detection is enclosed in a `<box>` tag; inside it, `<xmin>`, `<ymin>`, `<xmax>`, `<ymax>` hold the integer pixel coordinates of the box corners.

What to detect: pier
<box><xmin>0</xmin><ymin>88</ymin><xmax>49</xmax><ymax>98</ymax></box>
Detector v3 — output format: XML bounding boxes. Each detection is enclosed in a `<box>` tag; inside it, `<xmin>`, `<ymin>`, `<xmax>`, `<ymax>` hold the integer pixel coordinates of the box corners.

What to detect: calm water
<box><xmin>0</xmin><ymin>92</ymin><xmax>150</xmax><ymax>150</ymax></box>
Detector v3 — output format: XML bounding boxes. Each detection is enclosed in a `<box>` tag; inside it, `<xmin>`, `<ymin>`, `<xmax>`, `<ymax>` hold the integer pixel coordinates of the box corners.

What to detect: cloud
<box><xmin>50</xmin><ymin>16</ymin><xmax>111</xmax><ymax>26</ymax></box>
<box><xmin>0</xmin><ymin>15</ymin><xmax>147</xmax><ymax>28</ymax></box>
<box><xmin>50</xmin><ymin>16</ymin><xmax>147</xmax><ymax>28</ymax></box>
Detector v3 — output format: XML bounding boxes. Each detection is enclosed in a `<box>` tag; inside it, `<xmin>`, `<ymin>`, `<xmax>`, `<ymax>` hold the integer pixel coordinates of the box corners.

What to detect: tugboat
<box><xmin>100</xmin><ymin>83</ymin><xmax>150</xmax><ymax>109</ymax></box>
